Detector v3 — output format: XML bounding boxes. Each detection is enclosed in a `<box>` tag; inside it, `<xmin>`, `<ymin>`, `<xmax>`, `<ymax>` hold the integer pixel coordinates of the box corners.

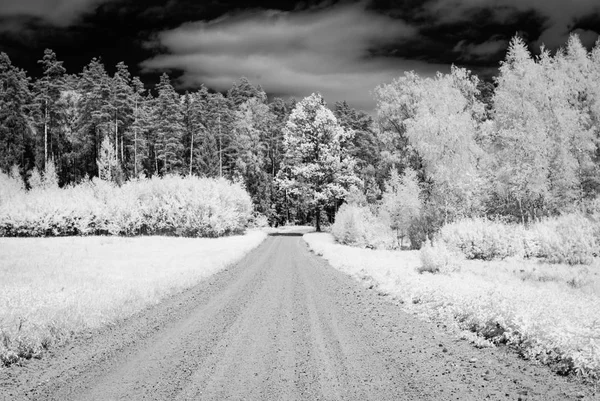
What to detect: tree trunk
<box><xmin>114</xmin><ymin>111</ymin><xmax>118</xmax><ymax>162</ymax></box>
<box><xmin>218</xmin><ymin>115</ymin><xmax>222</xmax><ymax>178</ymax></box>
<box><xmin>315</xmin><ymin>206</ymin><xmax>321</xmax><ymax>232</ymax></box>
<box><xmin>134</xmin><ymin>127</ymin><xmax>137</xmax><ymax>177</ymax></box>
<box><xmin>44</xmin><ymin>105</ymin><xmax>48</xmax><ymax>165</ymax></box>
<box><xmin>189</xmin><ymin>130</ymin><xmax>194</xmax><ymax>176</ymax></box>
<box><xmin>518</xmin><ymin>198</ymin><xmax>525</xmax><ymax>225</ymax></box>
<box><xmin>133</xmin><ymin>99</ymin><xmax>137</xmax><ymax>177</ymax></box>
<box><xmin>154</xmin><ymin>148</ymin><xmax>158</xmax><ymax>176</ymax></box>
<box><xmin>164</xmin><ymin>150</ymin><xmax>168</xmax><ymax>175</ymax></box>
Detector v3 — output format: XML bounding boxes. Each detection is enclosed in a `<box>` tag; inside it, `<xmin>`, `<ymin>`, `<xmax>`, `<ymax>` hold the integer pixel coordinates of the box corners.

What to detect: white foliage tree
<box><xmin>491</xmin><ymin>34</ymin><xmax>597</xmax><ymax>220</ymax></box>
<box><xmin>491</xmin><ymin>36</ymin><xmax>551</xmax><ymax>221</ymax></box>
<box><xmin>43</xmin><ymin>158</ymin><xmax>59</xmax><ymax>189</ymax></box>
<box><xmin>97</xmin><ymin>136</ymin><xmax>117</xmax><ymax>182</ymax></box>
<box><xmin>277</xmin><ymin>93</ymin><xmax>359</xmax><ymax>231</ymax></box>
<box><xmin>381</xmin><ymin>167</ymin><xmax>421</xmax><ymax>248</ymax></box>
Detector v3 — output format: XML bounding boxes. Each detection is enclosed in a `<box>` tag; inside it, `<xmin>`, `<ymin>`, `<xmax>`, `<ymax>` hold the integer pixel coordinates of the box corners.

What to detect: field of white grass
<box><xmin>304</xmin><ymin>232</ymin><xmax>600</xmax><ymax>381</ymax></box>
<box><xmin>0</xmin><ymin>231</ymin><xmax>266</xmax><ymax>366</ymax></box>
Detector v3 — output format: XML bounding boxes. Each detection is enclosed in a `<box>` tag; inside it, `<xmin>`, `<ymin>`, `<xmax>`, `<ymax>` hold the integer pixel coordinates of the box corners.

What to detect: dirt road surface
<box><xmin>1</xmin><ymin>231</ymin><xmax>597</xmax><ymax>400</ymax></box>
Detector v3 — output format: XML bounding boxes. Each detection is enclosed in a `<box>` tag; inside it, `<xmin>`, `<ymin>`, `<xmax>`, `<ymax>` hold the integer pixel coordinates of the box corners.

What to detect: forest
<box><xmin>1</xmin><ymin>34</ymin><xmax>600</xmax><ymax>241</ymax></box>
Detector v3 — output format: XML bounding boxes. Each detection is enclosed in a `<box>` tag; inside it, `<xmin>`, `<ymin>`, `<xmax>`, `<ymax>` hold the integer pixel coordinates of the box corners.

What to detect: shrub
<box><xmin>0</xmin><ymin>170</ymin><xmax>25</xmax><ymax>205</ymax></box>
<box><xmin>331</xmin><ymin>204</ymin><xmax>395</xmax><ymax>249</ymax></box>
<box><xmin>0</xmin><ymin>175</ymin><xmax>253</xmax><ymax>238</ymax></box>
<box><xmin>418</xmin><ymin>240</ymin><xmax>461</xmax><ymax>274</ymax></box>
<box><xmin>440</xmin><ymin>218</ymin><xmax>523</xmax><ymax>260</ymax></box>
<box><xmin>531</xmin><ymin>213</ymin><xmax>597</xmax><ymax>265</ymax></box>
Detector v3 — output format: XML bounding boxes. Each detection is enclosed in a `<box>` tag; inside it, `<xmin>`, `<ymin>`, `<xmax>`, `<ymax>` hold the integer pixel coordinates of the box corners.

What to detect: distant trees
<box><xmin>154</xmin><ymin>73</ymin><xmax>184</xmax><ymax>175</ymax></box>
<box><xmin>374</xmin><ymin>65</ymin><xmax>486</xmax><ymax>240</ymax></box>
<box><xmin>489</xmin><ymin>35</ymin><xmax>597</xmax><ymax>221</ymax></box>
<box><xmin>36</xmin><ymin>49</ymin><xmax>66</xmax><ymax>167</ymax></box>
<box><xmin>0</xmin><ymin>53</ymin><xmax>34</xmax><ymax>175</ymax></box>
<box><xmin>1</xmin><ymin>34</ymin><xmax>600</xmax><ymax>231</ymax></box>
<box><xmin>375</xmin><ymin>33</ymin><xmax>600</xmax><ymax>236</ymax></box>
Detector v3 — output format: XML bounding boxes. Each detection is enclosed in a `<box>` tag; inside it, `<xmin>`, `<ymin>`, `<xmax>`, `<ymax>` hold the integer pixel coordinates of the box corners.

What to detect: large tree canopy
<box><xmin>277</xmin><ymin>93</ymin><xmax>359</xmax><ymax>231</ymax></box>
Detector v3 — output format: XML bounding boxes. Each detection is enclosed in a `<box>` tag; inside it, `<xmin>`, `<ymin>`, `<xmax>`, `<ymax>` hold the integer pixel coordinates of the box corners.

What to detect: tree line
<box><xmin>0</xmin><ymin>50</ymin><xmax>379</xmax><ymax>226</ymax></box>
<box><xmin>1</xmin><ymin>34</ymin><xmax>600</xmax><ymax>233</ymax></box>
<box><xmin>373</xmin><ymin>34</ymin><xmax>600</xmax><ymax>245</ymax></box>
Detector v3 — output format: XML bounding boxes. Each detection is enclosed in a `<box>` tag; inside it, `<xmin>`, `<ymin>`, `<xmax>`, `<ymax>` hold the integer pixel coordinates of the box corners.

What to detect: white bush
<box><xmin>418</xmin><ymin>240</ymin><xmax>461</xmax><ymax>274</ymax></box>
<box><xmin>331</xmin><ymin>204</ymin><xmax>395</xmax><ymax>249</ymax></box>
<box><xmin>0</xmin><ymin>175</ymin><xmax>253</xmax><ymax>237</ymax></box>
<box><xmin>440</xmin><ymin>218</ymin><xmax>523</xmax><ymax>260</ymax></box>
<box><xmin>530</xmin><ymin>214</ymin><xmax>597</xmax><ymax>265</ymax></box>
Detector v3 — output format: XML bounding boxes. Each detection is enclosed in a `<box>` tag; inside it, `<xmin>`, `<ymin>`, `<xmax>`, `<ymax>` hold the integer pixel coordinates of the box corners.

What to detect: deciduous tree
<box><xmin>277</xmin><ymin>93</ymin><xmax>359</xmax><ymax>231</ymax></box>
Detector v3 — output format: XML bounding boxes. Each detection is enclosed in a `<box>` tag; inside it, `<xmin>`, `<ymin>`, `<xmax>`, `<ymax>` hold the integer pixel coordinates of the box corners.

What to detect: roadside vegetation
<box><xmin>0</xmin><ymin>171</ymin><xmax>253</xmax><ymax>237</ymax></box>
<box><xmin>0</xmin><ymin>231</ymin><xmax>266</xmax><ymax>367</ymax></box>
<box><xmin>305</xmin><ymin>232</ymin><xmax>600</xmax><ymax>381</ymax></box>
<box><xmin>0</xmin><ymin>171</ymin><xmax>263</xmax><ymax>366</ymax></box>
<box><xmin>321</xmin><ymin>34</ymin><xmax>600</xmax><ymax>383</ymax></box>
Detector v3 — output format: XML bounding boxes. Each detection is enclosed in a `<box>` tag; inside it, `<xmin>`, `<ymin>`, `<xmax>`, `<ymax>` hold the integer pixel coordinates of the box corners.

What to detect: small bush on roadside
<box><xmin>250</xmin><ymin>213</ymin><xmax>270</xmax><ymax>228</ymax></box>
<box><xmin>331</xmin><ymin>204</ymin><xmax>395</xmax><ymax>249</ymax></box>
<box><xmin>531</xmin><ymin>213</ymin><xmax>597</xmax><ymax>265</ymax></box>
<box><xmin>418</xmin><ymin>240</ymin><xmax>461</xmax><ymax>274</ymax></box>
<box><xmin>0</xmin><ymin>170</ymin><xmax>25</xmax><ymax>205</ymax></box>
<box><xmin>440</xmin><ymin>218</ymin><xmax>522</xmax><ymax>260</ymax></box>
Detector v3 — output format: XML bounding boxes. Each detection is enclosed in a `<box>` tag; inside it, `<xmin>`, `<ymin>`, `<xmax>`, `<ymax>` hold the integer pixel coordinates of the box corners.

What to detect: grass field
<box><xmin>0</xmin><ymin>231</ymin><xmax>266</xmax><ymax>366</ymax></box>
<box><xmin>304</xmin><ymin>232</ymin><xmax>600</xmax><ymax>381</ymax></box>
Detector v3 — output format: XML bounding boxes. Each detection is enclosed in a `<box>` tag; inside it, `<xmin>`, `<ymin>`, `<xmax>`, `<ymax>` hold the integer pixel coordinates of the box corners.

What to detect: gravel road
<box><xmin>1</xmin><ymin>231</ymin><xmax>596</xmax><ymax>400</ymax></box>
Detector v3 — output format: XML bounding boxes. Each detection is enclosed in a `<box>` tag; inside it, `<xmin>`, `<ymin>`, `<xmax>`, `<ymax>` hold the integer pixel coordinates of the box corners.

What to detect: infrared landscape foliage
<box><xmin>1</xmin><ymin>0</ymin><xmax>600</xmax><ymax>398</ymax></box>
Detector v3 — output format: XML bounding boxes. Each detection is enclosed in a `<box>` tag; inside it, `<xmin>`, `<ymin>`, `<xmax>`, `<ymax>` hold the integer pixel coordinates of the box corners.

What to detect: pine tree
<box><xmin>182</xmin><ymin>90</ymin><xmax>207</xmax><ymax>176</ymax></box>
<box><xmin>125</xmin><ymin>76</ymin><xmax>148</xmax><ymax>177</ymax></box>
<box><xmin>109</xmin><ymin>62</ymin><xmax>134</xmax><ymax>169</ymax></box>
<box><xmin>232</xmin><ymin>98</ymin><xmax>275</xmax><ymax>214</ymax></box>
<box><xmin>54</xmin><ymin>88</ymin><xmax>82</xmax><ymax>184</ymax></box>
<box><xmin>334</xmin><ymin>101</ymin><xmax>382</xmax><ymax>200</ymax></box>
<box><xmin>77</xmin><ymin>58</ymin><xmax>112</xmax><ymax>179</ymax></box>
<box><xmin>35</xmin><ymin>49</ymin><xmax>66</xmax><ymax>167</ymax></box>
<box><xmin>0</xmin><ymin>53</ymin><xmax>34</xmax><ymax>174</ymax></box>
<box><xmin>201</xmin><ymin>92</ymin><xmax>234</xmax><ymax>178</ymax></box>
<box><xmin>154</xmin><ymin>73</ymin><xmax>184</xmax><ymax>175</ymax></box>
<box><xmin>227</xmin><ymin>77</ymin><xmax>267</xmax><ymax>108</ymax></box>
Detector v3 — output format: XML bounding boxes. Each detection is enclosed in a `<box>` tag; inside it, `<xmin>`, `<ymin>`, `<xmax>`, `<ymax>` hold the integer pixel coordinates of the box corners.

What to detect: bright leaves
<box><xmin>277</xmin><ymin>93</ymin><xmax>359</xmax><ymax>231</ymax></box>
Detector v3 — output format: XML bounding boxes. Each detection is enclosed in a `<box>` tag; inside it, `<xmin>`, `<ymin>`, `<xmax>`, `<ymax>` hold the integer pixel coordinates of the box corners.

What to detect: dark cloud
<box><xmin>141</xmin><ymin>2</ymin><xmax>446</xmax><ymax>111</ymax></box>
<box><xmin>0</xmin><ymin>0</ymin><xmax>114</xmax><ymax>27</ymax></box>
<box><xmin>0</xmin><ymin>0</ymin><xmax>598</xmax><ymax>111</ymax></box>
<box><xmin>420</xmin><ymin>0</ymin><xmax>600</xmax><ymax>49</ymax></box>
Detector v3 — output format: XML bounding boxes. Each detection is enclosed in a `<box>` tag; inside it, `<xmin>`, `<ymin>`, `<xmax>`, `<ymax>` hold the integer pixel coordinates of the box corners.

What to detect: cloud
<box><xmin>424</xmin><ymin>0</ymin><xmax>600</xmax><ymax>49</ymax></box>
<box><xmin>141</xmin><ymin>2</ymin><xmax>447</xmax><ymax>112</ymax></box>
<box><xmin>572</xmin><ymin>28</ymin><xmax>600</xmax><ymax>49</ymax></box>
<box><xmin>453</xmin><ymin>38</ymin><xmax>509</xmax><ymax>61</ymax></box>
<box><xmin>0</xmin><ymin>0</ymin><xmax>110</xmax><ymax>27</ymax></box>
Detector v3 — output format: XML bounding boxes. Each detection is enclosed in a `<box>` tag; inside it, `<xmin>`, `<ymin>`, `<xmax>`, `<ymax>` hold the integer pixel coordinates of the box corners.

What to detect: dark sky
<box><xmin>1</xmin><ymin>0</ymin><xmax>599</xmax><ymax>111</ymax></box>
